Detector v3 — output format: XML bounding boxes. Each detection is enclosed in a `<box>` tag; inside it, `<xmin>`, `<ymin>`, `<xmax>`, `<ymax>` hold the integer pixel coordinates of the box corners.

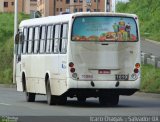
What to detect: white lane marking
<box><xmin>0</xmin><ymin>103</ymin><xmax>11</xmax><ymax>106</ymax></box>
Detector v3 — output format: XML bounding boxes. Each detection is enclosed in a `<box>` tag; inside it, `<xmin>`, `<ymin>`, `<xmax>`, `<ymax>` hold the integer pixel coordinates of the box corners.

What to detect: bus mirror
<box><xmin>15</xmin><ymin>33</ymin><xmax>23</xmax><ymax>44</ymax></box>
<box><xmin>15</xmin><ymin>34</ymin><xmax>19</xmax><ymax>44</ymax></box>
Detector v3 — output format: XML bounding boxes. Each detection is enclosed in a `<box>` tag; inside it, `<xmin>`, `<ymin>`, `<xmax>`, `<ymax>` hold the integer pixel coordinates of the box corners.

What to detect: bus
<box><xmin>14</xmin><ymin>12</ymin><xmax>141</xmax><ymax>106</ymax></box>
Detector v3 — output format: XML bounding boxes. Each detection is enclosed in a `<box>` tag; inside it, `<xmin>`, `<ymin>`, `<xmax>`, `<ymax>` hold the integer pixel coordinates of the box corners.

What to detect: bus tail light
<box><xmin>70</xmin><ymin>68</ymin><xmax>75</xmax><ymax>73</ymax></box>
<box><xmin>135</xmin><ymin>63</ymin><xmax>140</xmax><ymax>68</ymax></box>
<box><xmin>134</xmin><ymin>68</ymin><xmax>139</xmax><ymax>73</ymax></box>
<box><xmin>69</xmin><ymin>62</ymin><xmax>74</xmax><ymax>67</ymax></box>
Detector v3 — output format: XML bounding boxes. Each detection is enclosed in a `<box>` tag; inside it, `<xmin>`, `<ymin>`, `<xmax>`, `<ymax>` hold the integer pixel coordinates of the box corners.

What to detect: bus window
<box><xmin>28</xmin><ymin>27</ymin><xmax>34</xmax><ymax>53</ymax></box>
<box><xmin>46</xmin><ymin>25</ymin><xmax>53</xmax><ymax>53</ymax></box>
<box><xmin>60</xmin><ymin>23</ymin><xmax>68</xmax><ymax>53</ymax></box>
<box><xmin>40</xmin><ymin>26</ymin><xmax>46</xmax><ymax>53</ymax></box>
<box><xmin>54</xmin><ymin>25</ymin><xmax>60</xmax><ymax>53</ymax></box>
<box><xmin>72</xmin><ymin>17</ymin><xmax>138</xmax><ymax>42</ymax></box>
<box><xmin>50</xmin><ymin>25</ymin><xmax>54</xmax><ymax>53</ymax></box>
<box><xmin>34</xmin><ymin>27</ymin><xmax>40</xmax><ymax>53</ymax></box>
<box><xmin>17</xmin><ymin>33</ymin><xmax>23</xmax><ymax>55</ymax></box>
<box><xmin>22</xmin><ymin>28</ymin><xmax>28</xmax><ymax>54</ymax></box>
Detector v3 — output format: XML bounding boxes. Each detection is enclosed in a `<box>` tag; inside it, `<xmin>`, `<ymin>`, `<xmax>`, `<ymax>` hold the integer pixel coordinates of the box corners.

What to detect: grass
<box><xmin>141</xmin><ymin>64</ymin><xmax>160</xmax><ymax>93</ymax></box>
<box><xmin>0</xmin><ymin>13</ymin><xmax>29</xmax><ymax>84</ymax></box>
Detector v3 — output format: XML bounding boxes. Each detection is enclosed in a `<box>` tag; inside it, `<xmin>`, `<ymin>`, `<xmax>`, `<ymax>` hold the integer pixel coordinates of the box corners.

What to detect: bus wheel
<box><xmin>77</xmin><ymin>96</ymin><xmax>86</xmax><ymax>103</ymax></box>
<box><xmin>99</xmin><ymin>95</ymin><xmax>119</xmax><ymax>106</ymax></box>
<box><xmin>22</xmin><ymin>75</ymin><xmax>36</xmax><ymax>102</ymax></box>
<box><xmin>26</xmin><ymin>92</ymin><xmax>36</xmax><ymax>102</ymax></box>
<box><xmin>46</xmin><ymin>80</ymin><xmax>56</xmax><ymax>105</ymax></box>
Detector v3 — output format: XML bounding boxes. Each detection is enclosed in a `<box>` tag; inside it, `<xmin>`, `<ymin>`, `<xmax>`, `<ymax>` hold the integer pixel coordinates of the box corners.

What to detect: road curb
<box><xmin>144</xmin><ymin>38</ymin><xmax>160</xmax><ymax>45</ymax></box>
<box><xmin>135</xmin><ymin>92</ymin><xmax>160</xmax><ymax>99</ymax></box>
<box><xmin>0</xmin><ymin>84</ymin><xmax>16</xmax><ymax>88</ymax></box>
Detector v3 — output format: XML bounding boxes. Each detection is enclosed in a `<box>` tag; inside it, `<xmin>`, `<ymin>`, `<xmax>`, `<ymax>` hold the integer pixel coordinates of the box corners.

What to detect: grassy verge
<box><xmin>0</xmin><ymin>13</ymin><xmax>29</xmax><ymax>84</ymax></box>
<box><xmin>141</xmin><ymin>64</ymin><xmax>160</xmax><ymax>93</ymax></box>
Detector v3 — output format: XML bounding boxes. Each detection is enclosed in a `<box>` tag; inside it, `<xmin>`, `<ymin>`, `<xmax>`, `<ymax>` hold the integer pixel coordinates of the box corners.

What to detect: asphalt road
<box><xmin>0</xmin><ymin>87</ymin><xmax>160</xmax><ymax>116</ymax></box>
<box><xmin>141</xmin><ymin>39</ymin><xmax>160</xmax><ymax>57</ymax></box>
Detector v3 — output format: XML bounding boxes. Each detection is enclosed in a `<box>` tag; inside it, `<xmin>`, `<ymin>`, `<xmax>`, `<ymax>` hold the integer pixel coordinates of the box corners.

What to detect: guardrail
<box><xmin>141</xmin><ymin>52</ymin><xmax>160</xmax><ymax>68</ymax></box>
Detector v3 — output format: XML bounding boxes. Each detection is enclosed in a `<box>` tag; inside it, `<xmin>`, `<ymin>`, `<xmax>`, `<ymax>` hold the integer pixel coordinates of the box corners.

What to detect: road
<box><xmin>141</xmin><ymin>39</ymin><xmax>160</xmax><ymax>57</ymax></box>
<box><xmin>0</xmin><ymin>87</ymin><xmax>160</xmax><ymax>116</ymax></box>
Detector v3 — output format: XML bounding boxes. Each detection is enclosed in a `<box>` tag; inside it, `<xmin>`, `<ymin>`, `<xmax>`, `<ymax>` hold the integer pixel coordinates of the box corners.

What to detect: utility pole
<box><xmin>13</xmin><ymin>0</ymin><xmax>18</xmax><ymax>83</ymax></box>
<box><xmin>53</xmin><ymin>0</ymin><xmax>56</xmax><ymax>15</ymax></box>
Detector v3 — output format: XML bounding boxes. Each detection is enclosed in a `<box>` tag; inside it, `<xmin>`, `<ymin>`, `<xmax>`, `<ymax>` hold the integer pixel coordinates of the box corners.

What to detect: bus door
<box><xmin>15</xmin><ymin>32</ymin><xmax>23</xmax><ymax>91</ymax></box>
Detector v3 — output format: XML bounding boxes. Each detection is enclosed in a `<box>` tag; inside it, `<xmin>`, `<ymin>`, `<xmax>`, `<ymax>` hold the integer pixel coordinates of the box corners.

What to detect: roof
<box><xmin>19</xmin><ymin>12</ymin><xmax>137</xmax><ymax>28</ymax></box>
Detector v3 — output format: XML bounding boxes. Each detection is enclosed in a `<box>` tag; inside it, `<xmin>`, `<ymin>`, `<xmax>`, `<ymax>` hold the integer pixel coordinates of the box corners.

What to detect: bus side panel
<box><xmin>50</xmin><ymin>54</ymin><xmax>68</xmax><ymax>96</ymax></box>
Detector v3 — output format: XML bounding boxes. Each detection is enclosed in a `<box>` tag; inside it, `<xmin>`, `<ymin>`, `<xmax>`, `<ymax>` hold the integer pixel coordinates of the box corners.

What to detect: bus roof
<box><xmin>19</xmin><ymin>12</ymin><xmax>137</xmax><ymax>28</ymax></box>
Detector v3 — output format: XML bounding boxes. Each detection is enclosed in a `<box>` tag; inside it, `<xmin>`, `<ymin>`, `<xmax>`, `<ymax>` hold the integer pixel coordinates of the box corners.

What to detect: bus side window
<box><xmin>40</xmin><ymin>26</ymin><xmax>46</xmax><ymax>53</ymax></box>
<box><xmin>22</xmin><ymin>28</ymin><xmax>28</xmax><ymax>54</ymax></box>
<box><xmin>28</xmin><ymin>27</ymin><xmax>34</xmax><ymax>54</ymax></box>
<box><xmin>46</xmin><ymin>25</ymin><xmax>53</xmax><ymax>53</ymax></box>
<box><xmin>34</xmin><ymin>27</ymin><xmax>40</xmax><ymax>53</ymax></box>
<box><xmin>50</xmin><ymin>25</ymin><xmax>54</xmax><ymax>53</ymax></box>
<box><xmin>60</xmin><ymin>23</ymin><xmax>68</xmax><ymax>53</ymax></box>
<box><xmin>54</xmin><ymin>25</ymin><xmax>60</xmax><ymax>53</ymax></box>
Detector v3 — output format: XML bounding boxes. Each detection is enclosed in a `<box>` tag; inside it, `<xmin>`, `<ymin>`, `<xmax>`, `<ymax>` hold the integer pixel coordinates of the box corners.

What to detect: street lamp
<box><xmin>13</xmin><ymin>0</ymin><xmax>18</xmax><ymax>83</ymax></box>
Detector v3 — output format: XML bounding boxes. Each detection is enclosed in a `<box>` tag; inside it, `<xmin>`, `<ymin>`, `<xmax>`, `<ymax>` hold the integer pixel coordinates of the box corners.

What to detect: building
<box><xmin>37</xmin><ymin>0</ymin><xmax>111</xmax><ymax>17</ymax></box>
<box><xmin>24</xmin><ymin>0</ymin><xmax>38</xmax><ymax>14</ymax></box>
<box><xmin>0</xmin><ymin>0</ymin><xmax>37</xmax><ymax>14</ymax></box>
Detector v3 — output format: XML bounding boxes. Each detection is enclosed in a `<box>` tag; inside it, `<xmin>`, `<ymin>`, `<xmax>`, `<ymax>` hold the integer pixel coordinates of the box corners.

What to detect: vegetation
<box><xmin>117</xmin><ymin>0</ymin><xmax>160</xmax><ymax>41</ymax></box>
<box><xmin>141</xmin><ymin>64</ymin><xmax>160</xmax><ymax>93</ymax></box>
<box><xmin>0</xmin><ymin>13</ymin><xmax>29</xmax><ymax>84</ymax></box>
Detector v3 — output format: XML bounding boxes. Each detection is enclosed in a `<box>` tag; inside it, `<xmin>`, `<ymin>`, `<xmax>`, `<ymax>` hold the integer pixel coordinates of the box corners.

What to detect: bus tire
<box><xmin>26</xmin><ymin>92</ymin><xmax>36</xmax><ymax>102</ymax></box>
<box><xmin>22</xmin><ymin>74</ymin><xmax>36</xmax><ymax>102</ymax></box>
<box><xmin>46</xmin><ymin>80</ymin><xmax>56</xmax><ymax>105</ymax></box>
<box><xmin>77</xmin><ymin>96</ymin><xmax>86</xmax><ymax>103</ymax></box>
<box><xmin>99</xmin><ymin>95</ymin><xmax>119</xmax><ymax>106</ymax></box>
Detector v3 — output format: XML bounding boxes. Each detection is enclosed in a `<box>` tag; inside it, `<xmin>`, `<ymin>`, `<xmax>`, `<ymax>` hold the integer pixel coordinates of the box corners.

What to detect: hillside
<box><xmin>117</xmin><ymin>0</ymin><xmax>160</xmax><ymax>41</ymax></box>
<box><xmin>0</xmin><ymin>13</ymin><xmax>29</xmax><ymax>83</ymax></box>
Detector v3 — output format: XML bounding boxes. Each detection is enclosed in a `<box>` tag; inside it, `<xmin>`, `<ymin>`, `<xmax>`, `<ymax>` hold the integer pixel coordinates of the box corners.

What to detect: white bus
<box><xmin>15</xmin><ymin>12</ymin><xmax>141</xmax><ymax>106</ymax></box>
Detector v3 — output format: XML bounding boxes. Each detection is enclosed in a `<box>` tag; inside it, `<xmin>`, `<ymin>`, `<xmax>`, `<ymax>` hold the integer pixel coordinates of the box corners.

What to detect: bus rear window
<box><xmin>72</xmin><ymin>16</ymin><xmax>138</xmax><ymax>42</ymax></box>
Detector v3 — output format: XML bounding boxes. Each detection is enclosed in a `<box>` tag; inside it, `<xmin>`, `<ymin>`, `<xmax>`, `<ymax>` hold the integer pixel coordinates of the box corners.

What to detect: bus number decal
<box><xmin>82</xmin><ymin>75</ymin><xmax>93</xmax><ymax>79</ymax></box>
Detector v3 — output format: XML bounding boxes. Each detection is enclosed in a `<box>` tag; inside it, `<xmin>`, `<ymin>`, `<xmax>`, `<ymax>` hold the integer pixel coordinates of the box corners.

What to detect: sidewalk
<box><xmin>0</xmin><ymin>84</ymin><xmax>16</xmax><ymax>88</ymax></box>
<box><xmin>144</xmin><ymin>38</ymin><xmax>160</xmax><ymax>45</ymax></box>
<box><xmin>135</xmin><ymin>92</ymin><xmax>160</xmax><ymax>99</ymax></box>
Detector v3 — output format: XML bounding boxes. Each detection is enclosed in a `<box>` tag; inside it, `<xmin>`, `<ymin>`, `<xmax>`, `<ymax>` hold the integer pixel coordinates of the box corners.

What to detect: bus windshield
<box><xmin>72</xmin><ymin>16</ymin><xmax>138</xmax><ymax>42</ymax></box>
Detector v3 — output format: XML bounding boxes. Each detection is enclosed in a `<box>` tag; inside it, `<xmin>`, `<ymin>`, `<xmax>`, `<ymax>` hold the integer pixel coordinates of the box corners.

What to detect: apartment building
<box><xmin>0</xmin><ymin>0</ymin><xmax>37</xmax><ymax>14</ymax></box>
<box><xmin>37</xmin><ymin>0</ymin><xmax>111</xmax><ymax>17</ymax></box>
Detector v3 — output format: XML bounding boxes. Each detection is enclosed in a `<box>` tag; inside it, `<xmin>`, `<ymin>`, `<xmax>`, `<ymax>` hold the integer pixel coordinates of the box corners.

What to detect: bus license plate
<box><xmin>115</xmin><ymin>74</ymin><xmax>129</xmax><ymax>81</ymax></box>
